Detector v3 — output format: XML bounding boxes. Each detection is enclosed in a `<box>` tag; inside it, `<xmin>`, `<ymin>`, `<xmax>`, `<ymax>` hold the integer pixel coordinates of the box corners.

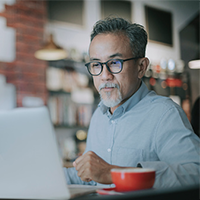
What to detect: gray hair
<box><xmin>90</xmin><ymin>17</ymin><xmax>148</xmax><ymax>58</ymax></box>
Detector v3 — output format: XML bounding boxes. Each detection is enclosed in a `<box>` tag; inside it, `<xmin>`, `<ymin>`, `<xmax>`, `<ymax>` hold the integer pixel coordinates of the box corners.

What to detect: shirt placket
<box><xmin>106</xmin><ymin>110</ymin><xmax>118</xmax><ymax>164</ymax></box>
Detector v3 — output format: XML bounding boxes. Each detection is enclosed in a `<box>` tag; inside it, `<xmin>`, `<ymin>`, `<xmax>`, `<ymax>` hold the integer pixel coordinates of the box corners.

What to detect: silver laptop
<box><xmin>0</xmin><ymin>106</ymin><xmax>102</xmax><ymax>199</ymax></box>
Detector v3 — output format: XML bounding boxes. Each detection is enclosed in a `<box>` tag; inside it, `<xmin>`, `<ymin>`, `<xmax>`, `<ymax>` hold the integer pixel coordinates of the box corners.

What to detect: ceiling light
<box><xmin>188</xmin><ymin>59</ymin><xmax>200</xmax><ymax>69</ymax></box>
<box><xmin>34</xmin><ymin>34</ymin><xmax>67</xmax><ymax>61</ymax></box>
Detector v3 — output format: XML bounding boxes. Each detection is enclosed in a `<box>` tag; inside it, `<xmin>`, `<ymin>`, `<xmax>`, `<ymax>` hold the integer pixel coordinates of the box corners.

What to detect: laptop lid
<box><xmin>0</xmin><ymin>106</ymin><xmax>70</xmax><ymax>199</ymax></box>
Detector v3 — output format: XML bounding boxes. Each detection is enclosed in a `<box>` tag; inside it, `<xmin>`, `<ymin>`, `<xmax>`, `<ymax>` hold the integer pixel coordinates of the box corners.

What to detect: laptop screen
<box><xmin>0</xmin><ymin>106</ymin><xmax>70</xmax><ymax>199</ymax></box>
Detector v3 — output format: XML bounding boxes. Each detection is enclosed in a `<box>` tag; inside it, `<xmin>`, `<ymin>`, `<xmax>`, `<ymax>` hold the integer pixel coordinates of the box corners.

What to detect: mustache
<box><xmin>99</xmin><ymin>82</ymin><xmax>120</xmax><ymax>91</ymax></box>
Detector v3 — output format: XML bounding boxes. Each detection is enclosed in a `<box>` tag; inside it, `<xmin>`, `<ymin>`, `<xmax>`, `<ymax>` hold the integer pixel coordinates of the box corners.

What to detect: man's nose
<box><xmin>100</xmin><ymin>64</ymin><xmax>113</xmax><ymax>80</ymax></box>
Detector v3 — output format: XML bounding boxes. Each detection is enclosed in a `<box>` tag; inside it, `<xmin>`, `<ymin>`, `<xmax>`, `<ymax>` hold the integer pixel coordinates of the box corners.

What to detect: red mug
<box><xmin>111</xmin><ymin>168</ymin><xmax>155</xmax><ymax>192</ymax></box>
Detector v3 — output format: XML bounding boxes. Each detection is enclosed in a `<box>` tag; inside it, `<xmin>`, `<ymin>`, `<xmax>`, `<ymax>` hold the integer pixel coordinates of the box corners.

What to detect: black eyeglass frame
<box><xmin>85</xmin><ymin>57</ymin><xmax>141</xmax><ymax>76</ymax></box>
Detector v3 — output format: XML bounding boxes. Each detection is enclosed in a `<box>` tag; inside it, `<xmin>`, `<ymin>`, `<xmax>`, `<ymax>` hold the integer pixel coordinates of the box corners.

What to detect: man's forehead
<box><xmin>89</xmin><ymin>53</ymin><xmax>124</xmax><ymax>61</ymax></box>
<box><xmin>88</xmin><ymin>33</ymin><xmax>130</xmax><ymax>56</ymax></box>
<box><xmin>89</xmin><ymin>33</ymin><xmax>130</xmax><ymax>51</ymax></box>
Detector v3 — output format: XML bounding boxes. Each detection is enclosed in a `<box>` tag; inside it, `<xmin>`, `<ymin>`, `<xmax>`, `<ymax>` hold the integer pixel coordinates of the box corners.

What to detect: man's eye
<box><xmin>92</xmin><ymin>63</ymin><xmax>100</xmax><ymax>67</ymax></box>
<box><xmin>110</xmin><ymin>60</ymin><xmax>120</xmax><ymax>66</ymax></box>
<box><xmin>111</xmin><ymin>61</ymin><xmax>117</xmax><ymax>65</ymax></box>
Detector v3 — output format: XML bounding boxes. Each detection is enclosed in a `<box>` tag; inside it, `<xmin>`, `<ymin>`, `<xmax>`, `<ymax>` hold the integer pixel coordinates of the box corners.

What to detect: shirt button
<box><xmin>111</xmin><ymin>120</ymin><xmax>115</xmax><ymax>124</ymax></box>
<box><xmin>107</xmin><ymin>148</ymin><xmax>111</xmax><ymax>152</ymax></box>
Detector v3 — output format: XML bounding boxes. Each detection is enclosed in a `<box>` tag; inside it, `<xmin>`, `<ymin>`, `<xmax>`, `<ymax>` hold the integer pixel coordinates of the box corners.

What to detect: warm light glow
<box><xmin>161</xmin><ymin>81</ymin><xmax>167</xmax><ymax>89</ymax></box>
<box><xmin>188</xmin><ymin>60</ymin><xmax>200</xmax><ymax>69</ymax></box>
<box><xmin>76</xmin><ymin>130</ymin><xmax>87</xmax><ymax>141</ymax></box>
<box><xmin>34</xmin><ymin>34</ymin><xmax>68</xmax><ymax>61</ymax></box>
<box><xmin>34</xmin><ymin>49</ymin><xmax>67</xmax><ymax>61</ymax></box>
<box><xmin>182</xmin><ymin>83</ymin><xmax>188</xmax><ymax>90</ymax></box>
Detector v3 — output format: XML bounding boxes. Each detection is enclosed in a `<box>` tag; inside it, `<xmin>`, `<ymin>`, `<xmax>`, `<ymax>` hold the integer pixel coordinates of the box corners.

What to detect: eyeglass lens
<box><xmin>89</xmin><ymin>59</ymin><xmax>122</xmax><ymax>75</ymax></box>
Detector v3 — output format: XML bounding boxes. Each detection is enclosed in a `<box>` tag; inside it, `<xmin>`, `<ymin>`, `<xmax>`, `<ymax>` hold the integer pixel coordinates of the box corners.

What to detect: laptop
<box><xmin>0</xmin><ymin>106</ymin><xmax>103</xmax><ymax>199</ymax></box>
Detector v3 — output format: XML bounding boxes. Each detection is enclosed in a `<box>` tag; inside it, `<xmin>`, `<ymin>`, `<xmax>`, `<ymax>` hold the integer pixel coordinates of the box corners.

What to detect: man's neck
<box><xmin>109</xmin><ymin>80</ymin><xmax>142</xmax><ymax>114</ymax></box>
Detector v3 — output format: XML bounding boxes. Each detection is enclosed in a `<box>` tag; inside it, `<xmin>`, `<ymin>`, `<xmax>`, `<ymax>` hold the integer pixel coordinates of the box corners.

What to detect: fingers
<box><xmin>74</xmin><ymin>151</ymin><xmax>95</xmax><ymax>170</ymax></box>
<box><xmin>73</xmin><ymin>151</ymin><xmax>97</xmax><ymax>182</ymax></box>
<box><xmin>73</xmin><ymin>151</ymin><xmax>118</xmax><ymax>184</ymax></box>
<box><xmin>73</xmin><ymin>161</ymin><xmax>76</xmax><ymax>168</ymax></box>
<box><xmin>77</xmin><ymin>164</ymin><xmax>92</xmax><ymax>182</ymax></box>
<box><xmin>85</xmin><ymin>178</ymin><xmax>92</xmax><ymax>182</ymax></box>
<box><xmin>73</xmin><ymin>154</ymin><xmax>85</xmax><ymax>171</ymax></box>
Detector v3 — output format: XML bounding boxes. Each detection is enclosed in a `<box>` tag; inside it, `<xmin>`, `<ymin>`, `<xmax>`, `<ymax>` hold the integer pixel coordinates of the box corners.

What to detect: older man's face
<box><xmin>89</xmin><ymin>33</ymin><xmax>143</xmax><ymax>112</ymax></box>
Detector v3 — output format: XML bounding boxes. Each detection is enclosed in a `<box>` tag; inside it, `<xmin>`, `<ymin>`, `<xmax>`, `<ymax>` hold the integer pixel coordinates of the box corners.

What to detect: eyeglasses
<box><xmin>85</xmin><ymin>57</ymin><xmax>140</xmax><ymax>76</ymax></box>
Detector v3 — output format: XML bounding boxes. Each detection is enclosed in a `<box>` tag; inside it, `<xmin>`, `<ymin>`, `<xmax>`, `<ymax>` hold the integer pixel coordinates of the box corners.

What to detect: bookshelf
<box><xmin>46</xmin><ymin>59</ymin><xmax>98</xmax><ymax>128</ymax></box>
<box><xmin>46</xmin><ymin>59</ymin><xmax>99</xmax><ymax>162</ymax></box>
<box><xmin>48</xmin><ymin>91</ymin><xmax>95</xmax><ymax>127</ymax></box>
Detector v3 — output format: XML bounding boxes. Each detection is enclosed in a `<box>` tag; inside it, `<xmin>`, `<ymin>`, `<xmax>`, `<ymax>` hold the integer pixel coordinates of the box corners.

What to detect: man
<box><xmin>64</xmin><ymin>17</ymin><xmax>200</xmax><ymax>188</ymax></box>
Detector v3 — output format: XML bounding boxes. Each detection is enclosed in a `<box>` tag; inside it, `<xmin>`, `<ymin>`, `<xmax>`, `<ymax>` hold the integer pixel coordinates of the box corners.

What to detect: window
<box><xmin>145</xmin><ymin>6</ymin><xmax>173</xmax><ymax>46</ymax></box>
<box><xmin>101</xmin><ymin>0</ymin><xmax>132</xmax><ymax>21</ymax></box>
<box><xmin>47</xmin><ymin>0</ymin><xmax>84</xmax><ymax>26</ymax></box>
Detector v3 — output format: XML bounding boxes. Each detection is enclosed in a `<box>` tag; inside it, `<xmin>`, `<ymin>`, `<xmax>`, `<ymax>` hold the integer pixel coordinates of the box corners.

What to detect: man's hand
<box><xmin>73</xmin><ymin>151</ymin><xmax>113</xmax><ymax>184</ymax></box>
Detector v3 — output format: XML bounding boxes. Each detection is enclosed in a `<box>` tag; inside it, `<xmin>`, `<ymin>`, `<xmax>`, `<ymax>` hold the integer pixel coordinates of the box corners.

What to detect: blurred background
<box><xmin>0</xmin><ymin>0</ymin><xmax>199</xmax><ymax>166</ymax></box>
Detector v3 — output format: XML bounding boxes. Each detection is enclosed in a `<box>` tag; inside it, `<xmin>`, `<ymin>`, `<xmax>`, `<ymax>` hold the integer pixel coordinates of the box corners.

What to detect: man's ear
<box><xmin>138</xmin><ymin>57</ymin><xmax>149</xmax><ymax>79</ymax></box>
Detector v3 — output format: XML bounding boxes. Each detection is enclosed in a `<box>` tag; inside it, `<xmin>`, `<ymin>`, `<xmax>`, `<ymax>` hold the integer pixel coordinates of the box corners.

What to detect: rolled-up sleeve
<box><xmin>63</xmin><ymin>167</ymin><xmax>97</xmax><ymax>186</ymax></box>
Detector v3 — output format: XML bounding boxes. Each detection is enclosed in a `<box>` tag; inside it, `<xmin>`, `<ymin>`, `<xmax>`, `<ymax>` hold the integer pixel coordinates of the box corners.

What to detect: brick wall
<box><xmin>0</xmin><ymin>0</ymin><xmax>48</xmax><ymax>107</ymax></box>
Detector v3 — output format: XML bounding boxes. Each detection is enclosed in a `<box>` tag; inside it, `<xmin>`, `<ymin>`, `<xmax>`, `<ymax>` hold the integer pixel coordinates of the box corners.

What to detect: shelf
<box><xmin>48</xmin><ymin>59</ymin><xmax>91</xmax><ymax>77</ymax></box>
<box><xmin>48</xmin><ymin>90</ymin><xmax>70</xmax><ymax>95</ymax></box>
<box><xmin>54</xmin><ymin>125</ymin><xmax>88</xmax><ymax>129</ymax></box>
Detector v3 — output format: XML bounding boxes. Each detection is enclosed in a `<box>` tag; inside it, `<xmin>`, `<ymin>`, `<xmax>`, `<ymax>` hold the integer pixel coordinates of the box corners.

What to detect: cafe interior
<box><xmin>0</xmin><ymin>0</ymin><xmax>199</xmax><ymax>199</ymax></box>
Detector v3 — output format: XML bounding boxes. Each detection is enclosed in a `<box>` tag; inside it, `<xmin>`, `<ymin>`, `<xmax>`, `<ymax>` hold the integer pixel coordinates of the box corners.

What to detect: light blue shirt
<box><xmin>64</xmin><ymin>81</ymin><xmax>200</xmax><ymax>188</ymax></box>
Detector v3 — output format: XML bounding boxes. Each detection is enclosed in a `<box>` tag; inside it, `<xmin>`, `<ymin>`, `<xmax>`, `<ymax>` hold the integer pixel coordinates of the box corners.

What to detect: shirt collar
<box><xmin>98</xmin><ymin>81</ymin><xmax>149</xmax><ymax>114</ymax></box>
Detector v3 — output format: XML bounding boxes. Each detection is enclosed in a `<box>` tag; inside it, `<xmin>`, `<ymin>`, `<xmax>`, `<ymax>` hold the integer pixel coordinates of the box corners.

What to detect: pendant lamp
<box><xmin>34</xmin><ymin>34</ymin><xmax>67</xmax><ymax>61</ymax></box>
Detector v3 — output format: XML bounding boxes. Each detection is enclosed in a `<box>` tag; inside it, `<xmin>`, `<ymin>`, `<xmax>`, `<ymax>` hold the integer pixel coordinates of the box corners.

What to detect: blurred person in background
<box><xmin>191</xmin><ymin>96</ymin><xmax>200</xmax><ymax>137</ymax></box>
<box><xmin>64</xmin><ymin>17</ymin><xmax>200</xmax><ymax>188</ymax></box>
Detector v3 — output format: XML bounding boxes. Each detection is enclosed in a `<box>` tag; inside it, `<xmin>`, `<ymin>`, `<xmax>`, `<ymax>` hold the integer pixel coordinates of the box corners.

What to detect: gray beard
<box><xmin>99</xmin><ymin>83</ymin><xmax>122</xmax><ymax>108</ymax></box>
